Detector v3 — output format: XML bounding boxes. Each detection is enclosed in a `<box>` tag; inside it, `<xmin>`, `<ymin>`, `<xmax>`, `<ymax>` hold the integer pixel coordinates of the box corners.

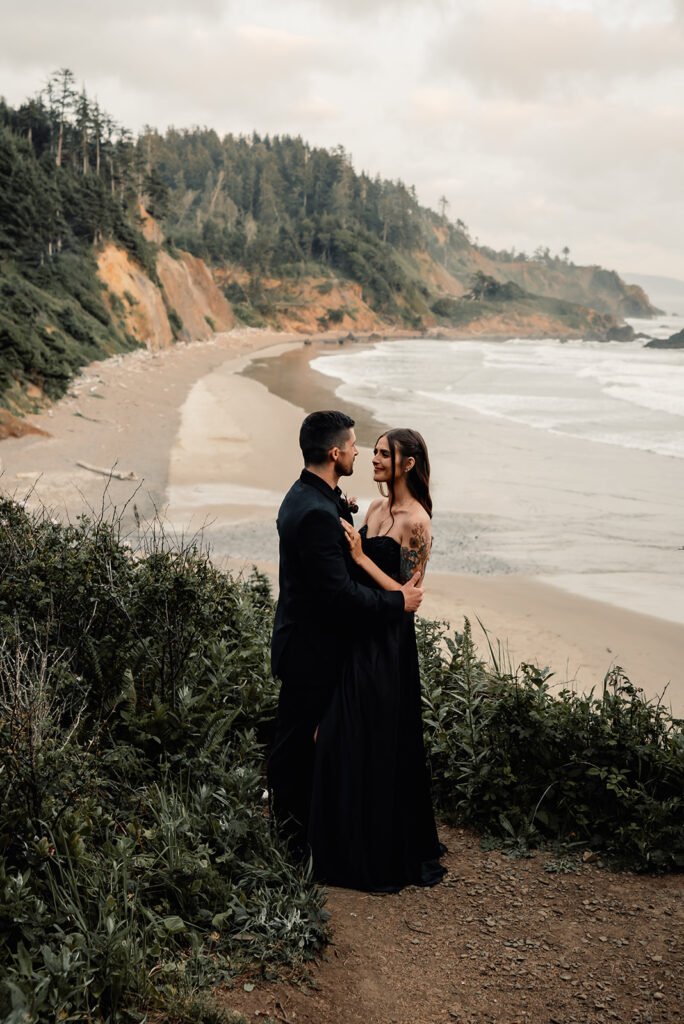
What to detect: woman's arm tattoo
<box><xmin>400</xmin><ymin>521</ymin><xmax>431</xmax><ymax>582</ymax></box>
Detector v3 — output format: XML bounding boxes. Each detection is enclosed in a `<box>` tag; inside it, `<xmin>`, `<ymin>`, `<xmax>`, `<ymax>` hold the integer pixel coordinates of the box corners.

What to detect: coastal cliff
<box><xmin>95</xmin><ymin>207</ymin><xmax>236</xmax><ymax>352</ymax></box>
<box><xmin>472</xmin><ymin>258</ymin><xmax>656</xmax><ymax>319</ymax></box>
<box><xmin>0</xmin><ymin>84</ymin><xmax>661</xmax><ymax>413</ymax></box>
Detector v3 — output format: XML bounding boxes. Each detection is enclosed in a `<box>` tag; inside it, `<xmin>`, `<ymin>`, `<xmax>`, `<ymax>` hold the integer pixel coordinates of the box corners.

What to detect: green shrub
<box><xmin>417</xmin><ymin>618</ymin><xmax>684</xmax><ymax>870</ymax></box>
<box><xmin>466</xmin><ymin>272</ymin><xmax>526</xmax><ymax>301</ymax></box>
<box><xmin>0</xmin><ymin>259</ymin><xmax>136</xmax><ymax>409</ymax></box>
<box><xmin>107</xmin><ymin>289</ymin><xmax>125</xmax><ymax>315</ymax></box>
<box><xmin>220</xmin><ymin>280</ymin><xmax>272</xmax><ymax>326</ymax></box>
<box><xmin>222</xmin><ymin>281</ymin><xmax>248</xmax><ymax>305</ymax></box>
<box><xmin>431</xmin><ymin>296</ymin><xmax>461</xmax><ymax>318</ymax></box>
<box><xmin>0</xmin><ymin>500</ymin><xmax>329</xmax><ymax>1022</ymax></box>
<box><xmin>168</xmin><ymin>308</ymin><xmax>183</xmax><ymax>336</ymax></box>
<box><xmin>163</xmin><ymin>238</ymin><xmax>182</xmax><ymax>261</ymax></box>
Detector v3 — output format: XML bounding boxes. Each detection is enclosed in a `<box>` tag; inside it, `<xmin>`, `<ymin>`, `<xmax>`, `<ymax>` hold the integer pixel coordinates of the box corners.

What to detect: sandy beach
<box><xmin>2</xmin><ymin>331</ymin><xmax>683</xmax><ymax>716</ymax></box>
<box><xmin>0</xmin><ymin>329</ymin><xmax>303</xmax><ymax>524</ymax></box>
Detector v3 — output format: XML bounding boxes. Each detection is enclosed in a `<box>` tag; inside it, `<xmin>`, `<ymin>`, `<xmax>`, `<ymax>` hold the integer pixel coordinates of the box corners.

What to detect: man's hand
<box><xmin>400</xmin><ymin>571</ymin><xmax>424</xmax><ymax>613</ymax></box>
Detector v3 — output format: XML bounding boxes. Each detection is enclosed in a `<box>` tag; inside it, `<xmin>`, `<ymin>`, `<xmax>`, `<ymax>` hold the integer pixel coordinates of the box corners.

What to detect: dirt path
<box><xmin>218</xmin><ymin>825</ymin><xmax>682</xmax><ymax>1024</ymax></box>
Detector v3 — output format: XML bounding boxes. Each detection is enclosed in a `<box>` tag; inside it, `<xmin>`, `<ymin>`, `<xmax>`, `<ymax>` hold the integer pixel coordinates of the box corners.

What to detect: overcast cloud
<box><xmin>0</xmin><ymin>0</ymin><xmax>682</xmax><ymax>277</ymax></box>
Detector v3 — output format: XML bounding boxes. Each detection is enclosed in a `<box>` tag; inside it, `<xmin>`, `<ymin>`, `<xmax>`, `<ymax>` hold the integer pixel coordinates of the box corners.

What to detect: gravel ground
<box><xmin>218</xmin><ymin>824</ymin><xmax>682</xmax><ymax>1024</ymax></box>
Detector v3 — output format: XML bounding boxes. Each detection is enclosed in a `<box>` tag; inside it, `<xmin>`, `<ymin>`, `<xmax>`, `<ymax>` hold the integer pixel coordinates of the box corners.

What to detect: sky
<box><xmin>1</xmin><ymin>0</ymin><xmax>683</xmax><ymax>278</ymax></box>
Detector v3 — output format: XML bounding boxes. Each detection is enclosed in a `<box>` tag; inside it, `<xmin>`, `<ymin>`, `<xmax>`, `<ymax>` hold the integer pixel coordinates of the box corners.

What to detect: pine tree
<box><xmin>46</xmin><ymin>68</ymin><xmax>76</xmax><ymax>168</ymax></box>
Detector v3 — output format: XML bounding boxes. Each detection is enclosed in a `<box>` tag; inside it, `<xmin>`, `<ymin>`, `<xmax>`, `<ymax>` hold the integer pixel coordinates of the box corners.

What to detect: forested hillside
<box><xmin>0</xmin><ymin>72</ymin><xmax>158</xmax><ymax>411</ymax></box>
<box><xmin>0</xmin><ymin>71</ymin><xmax>657</xmax><ymax>412</ymax></box>
<box><xmin>151</xmin><ymin>127</ymin><xmax>655</xmax><ymax>321</ymax></box>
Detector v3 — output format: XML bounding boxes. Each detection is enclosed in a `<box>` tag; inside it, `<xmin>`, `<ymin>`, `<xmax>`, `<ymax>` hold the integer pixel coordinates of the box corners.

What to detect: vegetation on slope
<box><xmin>1</xmin><ymin>498</ymin><xmax>681</xmax><ymax>1021</ymax></box>
<box><xmin>430</xmin><ymin>271</ymin><xmax>619</xmax><ymax>337</ymax></box>
<box><xmin>418</xmin><ymin>618</ymin><xmax>683</xmax><ymax>871</ymax></box>
<box><xmin>0</xmin><ymin>499</ymin><xmax>329</xmax><ymax>1022</ymax></box>
<box><xmin>148</xmin><ymin>127</ymin><xmax>655</xmax><ymax>322</ymax></box>
<box><xmin>0</xmin><ymin>72</ymin><xmax>161</xmax><ymax>411</ymax></box>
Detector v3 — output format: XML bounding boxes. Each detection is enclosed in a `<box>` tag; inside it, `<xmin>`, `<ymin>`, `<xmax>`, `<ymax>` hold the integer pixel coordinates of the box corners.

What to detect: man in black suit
<box><xmin>268</xmin><ymin>410</ymin><xmax>423</xmax><ymax>853</ymax></box>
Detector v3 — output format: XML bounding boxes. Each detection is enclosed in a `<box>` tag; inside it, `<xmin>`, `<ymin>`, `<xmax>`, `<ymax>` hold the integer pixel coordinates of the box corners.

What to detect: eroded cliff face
<box><xmin>96</xmin><ymin>208</ymin><xmax>649</xmax><ymax>352</ymax></box>
<box><xmin>275</xmin><ymin>277</ymin><xmax>385</xmax><ymax>333</ymax></box>
<box><xmin>463</xmin><ymin>255</ymin><xmax>658</xmax><ymax>318</ymax></box>
<box><xmin>158</xmin><ymin>250</ymin><xmax>236</xmax><ymax>341</ymax></box>
<box><xmin>412</xmin><ymin>226</ymin><xmax>658</xmax><ymax>319</ymax></box>
<box><xmin>442</xmin><ymin>307</ymin><xmax>612</xmax><ymax>340</ymax></box>
<box><xmin>414</xmin><ymin>252</ymin><xmax>467</xmax><ymax>300</ymax></box>
<box><xmin>213</xmin><ymin>268</ymin><xmax>388</xmax><ymax>334</ymax></box>
<box><xmin>97</xmin><ymin>212</ymin><xmax>237</xmax><ymax>351</ymax></box>
<box><xmin>97</xmin><ymin>244</ymin><xmax>174</xmax><ymax>349</ymax></box>
<box><xmin>0</xmin><ymin>409</ymin><xmax>51</xmax><ymax>440</ymax></box>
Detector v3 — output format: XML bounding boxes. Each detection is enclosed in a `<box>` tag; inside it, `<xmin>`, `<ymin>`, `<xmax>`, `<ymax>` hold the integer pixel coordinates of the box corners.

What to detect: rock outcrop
<box><xmin>157</xmin><ymin>250</ymin><xmax>235</xmax><ymax>342</ymax></box>
<box><xmin>605</xmin><ymin>324</ymin><xmax>636</xmax><ymax>342</ymax></box>
<box><xmin>645</xmin><ymin>328</ymin><xmax>684</xmax><ymax>349</ymax></box>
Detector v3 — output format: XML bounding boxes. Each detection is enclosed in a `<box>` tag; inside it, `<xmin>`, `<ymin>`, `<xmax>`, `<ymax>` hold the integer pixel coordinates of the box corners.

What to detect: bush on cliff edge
<box><xmin>0</xmin><ymin>499</ymin><xmax>328</xmax><ymax>1023</ymax></box>
<box><xmin>417</xmin><ymin>618</ymin><xmax>683</xmax><ymax>870</ymax></box>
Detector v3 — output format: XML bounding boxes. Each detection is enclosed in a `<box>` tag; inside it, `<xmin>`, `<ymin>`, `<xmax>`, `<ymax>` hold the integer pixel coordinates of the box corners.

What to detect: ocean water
<box><xmin>307</xmin><ymin>321</ymin><xmax>684</xmax><ymax>622</ymax></box>
<box><xmin>310</xmin><ymin>320</ymin><xmax>684</xmax><ymax>462</ymax></box>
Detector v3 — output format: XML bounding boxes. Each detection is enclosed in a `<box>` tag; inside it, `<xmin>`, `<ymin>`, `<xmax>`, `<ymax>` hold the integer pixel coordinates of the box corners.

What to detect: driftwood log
<box><xmin>76</xmin><ymin>462</ymin><xmax>139</xmax><ymax>481</ymax></box>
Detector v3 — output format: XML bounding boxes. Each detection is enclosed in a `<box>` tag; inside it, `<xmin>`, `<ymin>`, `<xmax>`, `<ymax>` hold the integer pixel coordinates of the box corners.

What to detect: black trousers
<box><xmin>267</xmin><ymin>640</ymin><xmax>337</xmax><ymax>853</ymax></box>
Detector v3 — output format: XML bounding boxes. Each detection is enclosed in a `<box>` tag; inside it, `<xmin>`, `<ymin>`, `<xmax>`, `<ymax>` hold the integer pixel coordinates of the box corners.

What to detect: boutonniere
<box><xmin>341</xmin><ymin>494</ymin><xmax>359</xmax><ymax>515</ymax></box>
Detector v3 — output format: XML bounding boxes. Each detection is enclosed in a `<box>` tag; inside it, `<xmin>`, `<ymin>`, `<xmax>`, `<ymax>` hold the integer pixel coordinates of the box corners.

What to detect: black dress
<box><xmin>307</xmin><ymin>526</ymin><xmax>446</xmax><ymax>892</ymax></box>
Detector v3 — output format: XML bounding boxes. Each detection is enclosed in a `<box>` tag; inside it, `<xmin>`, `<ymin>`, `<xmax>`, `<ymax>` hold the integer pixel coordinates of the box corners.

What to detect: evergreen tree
<box><xmin>45</xmin><ymin>67</ymin><xmax>76</xmax><ymax>168</ymax></box>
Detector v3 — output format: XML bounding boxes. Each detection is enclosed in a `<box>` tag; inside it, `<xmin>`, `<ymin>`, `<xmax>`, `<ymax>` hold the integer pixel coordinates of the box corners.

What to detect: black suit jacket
<box><xmin>271</xmin><ymin>469</ymin><xmax>404</xmax><ymax>719</ymax></box>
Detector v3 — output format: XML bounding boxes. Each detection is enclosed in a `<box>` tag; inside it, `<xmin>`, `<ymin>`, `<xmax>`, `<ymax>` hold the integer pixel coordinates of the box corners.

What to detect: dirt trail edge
<box><xmin>218</xmin><ymin>825</ymin><xmax>682</xmax><ymax>1024</ymax></box>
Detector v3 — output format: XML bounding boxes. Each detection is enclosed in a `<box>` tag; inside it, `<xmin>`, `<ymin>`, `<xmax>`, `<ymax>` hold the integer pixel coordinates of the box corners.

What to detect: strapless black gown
<box><xmin>307</xmin><ymin>526</ymin><xmax>446</xmax><ymax>892</ymax></box>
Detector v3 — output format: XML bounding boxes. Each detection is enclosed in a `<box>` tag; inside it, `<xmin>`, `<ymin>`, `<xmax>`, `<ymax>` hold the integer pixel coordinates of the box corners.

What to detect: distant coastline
<box><xmin>621</xmin><ymin>271</ymin><xmax>684</xmax><ymax>317</ymax></box>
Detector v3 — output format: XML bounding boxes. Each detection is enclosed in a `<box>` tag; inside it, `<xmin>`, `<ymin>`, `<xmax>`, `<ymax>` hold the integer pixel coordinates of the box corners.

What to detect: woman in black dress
<box><xmin>307</xmin><ymin>428</ymin><xmax>445</xmax><ymax>892</ymax></box>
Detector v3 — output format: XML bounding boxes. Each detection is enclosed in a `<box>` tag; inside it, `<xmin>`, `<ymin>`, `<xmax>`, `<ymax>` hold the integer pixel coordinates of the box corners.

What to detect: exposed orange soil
<box><xmin>0</xmin><ymin>409</ymin><xmax>51</xmax><ymax>440</ymax></box>
<box><xmin>97</xmin><ymin>243</ymin><xmax>174</xmax><ymax>348</ymax></box>
<box><xmin>213</xmin><ymin>267</ymin><xmax>389</xmax><ymax>334</ymax></box>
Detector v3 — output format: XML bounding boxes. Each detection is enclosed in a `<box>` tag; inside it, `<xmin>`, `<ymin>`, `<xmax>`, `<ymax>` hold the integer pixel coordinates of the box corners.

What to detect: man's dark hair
<box><xmin>299</xmin><ymin>410</ymin><xmax>354</xmax><ymax>466</ymax></box>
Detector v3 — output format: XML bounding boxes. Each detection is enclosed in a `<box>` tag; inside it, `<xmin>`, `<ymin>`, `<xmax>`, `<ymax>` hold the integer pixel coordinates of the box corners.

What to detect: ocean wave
<box><xmin>310</xmin><ymin>333</ymin><xmax>684</xmax><ymax>458</ymax></box>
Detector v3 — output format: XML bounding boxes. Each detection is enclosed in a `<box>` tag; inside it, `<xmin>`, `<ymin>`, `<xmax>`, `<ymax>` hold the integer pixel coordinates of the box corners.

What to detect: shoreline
<box><xmin>243</xmin><ymin>338</ymin><xmax>387</xmax><ymax>448</ymax></box>
<box><xmin>2</xmin><ymin>329</ymin><xmax>683</xmax><ymax>715</ymax></box>
<box><xmin>0</xmin><ymin>328</ymin><xmax>303</xmax><ymax>524</ymax></box>
<box><xmin>243</xmin><ymin>335</ymin><xmax>684</xmax><ymax>621</ymax></box>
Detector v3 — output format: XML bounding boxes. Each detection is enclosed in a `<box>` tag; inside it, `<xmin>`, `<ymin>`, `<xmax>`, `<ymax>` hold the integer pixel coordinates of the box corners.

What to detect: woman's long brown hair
<box><xmin>377</xmin><ymin>428</ymin><xmax>432</xmax><ymax>527</ymax></box>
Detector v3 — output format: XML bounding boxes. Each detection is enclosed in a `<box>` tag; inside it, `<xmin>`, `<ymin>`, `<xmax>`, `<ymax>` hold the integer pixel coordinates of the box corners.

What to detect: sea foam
<box><xmin>311</xmin><ymin>329</ymin><xmax>684</xmax><ymax>460</ymax></box>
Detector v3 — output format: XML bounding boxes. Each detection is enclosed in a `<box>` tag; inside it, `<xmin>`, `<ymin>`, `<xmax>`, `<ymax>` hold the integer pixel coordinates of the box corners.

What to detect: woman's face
<box><xmin>372</xmin><ymin>435</ymin><xmax>397</xmax><ymax>482</ymax></box>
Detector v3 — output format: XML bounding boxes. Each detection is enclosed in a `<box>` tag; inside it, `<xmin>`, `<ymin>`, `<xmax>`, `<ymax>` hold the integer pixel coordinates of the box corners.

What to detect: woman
<box><xmin>307</xmin><ymin>428</ymin><xmax>445</xmax><ymax>892</ymax></box>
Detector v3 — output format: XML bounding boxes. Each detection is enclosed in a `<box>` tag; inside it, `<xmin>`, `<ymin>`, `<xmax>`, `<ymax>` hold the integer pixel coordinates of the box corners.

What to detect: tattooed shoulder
<box><xmin>399</xmin><ymin>518</ymin><xmax>432</xmax><ymax>583</ymax></box>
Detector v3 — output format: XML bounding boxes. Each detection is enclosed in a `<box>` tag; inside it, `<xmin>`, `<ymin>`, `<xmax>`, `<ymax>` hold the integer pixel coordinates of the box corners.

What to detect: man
<box><xmin>268</xmin><ymin>410</ymin><xmax>423</xmax><ymax>853</ymax></box>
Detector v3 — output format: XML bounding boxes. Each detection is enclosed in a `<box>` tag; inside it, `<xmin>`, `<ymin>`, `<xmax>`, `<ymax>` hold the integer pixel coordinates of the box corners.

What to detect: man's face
<box><xmin>333</xmin><ymin>429</ymin><xmax>358</xmax><ymax>477</ymax></box>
